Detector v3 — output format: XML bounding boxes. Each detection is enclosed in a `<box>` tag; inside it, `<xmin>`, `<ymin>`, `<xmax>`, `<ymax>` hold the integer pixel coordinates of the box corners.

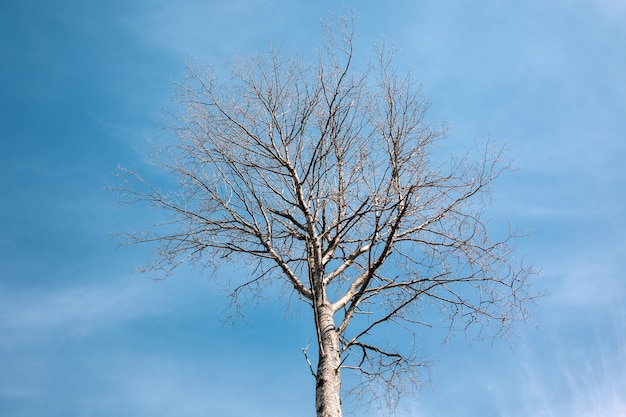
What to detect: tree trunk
<box><xmin>315</xmin><ymin>304</ymin><xmax>342</xmax><ymax>417</ymax></box>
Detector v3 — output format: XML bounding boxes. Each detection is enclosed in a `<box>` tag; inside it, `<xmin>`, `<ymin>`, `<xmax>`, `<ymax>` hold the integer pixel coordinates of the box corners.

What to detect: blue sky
<box><xmin>1</xmin><ymin>1</ymin><xmax>625</xmax><ymax>416</ymax></box>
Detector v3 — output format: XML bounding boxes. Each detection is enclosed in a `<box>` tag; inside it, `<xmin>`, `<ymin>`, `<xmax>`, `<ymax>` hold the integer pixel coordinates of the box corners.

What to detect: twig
<box><xmin>302</xmin><ymin>342</ymin><xmax>317</xmax><ymax>378</ymax></box>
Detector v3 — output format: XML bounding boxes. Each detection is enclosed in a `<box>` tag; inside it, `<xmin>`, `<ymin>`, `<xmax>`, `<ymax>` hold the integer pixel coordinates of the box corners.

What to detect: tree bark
<box><xmin>315</xmin><ymin>303</ymin><xmax>342</xmax><ymax>417</ymax></box>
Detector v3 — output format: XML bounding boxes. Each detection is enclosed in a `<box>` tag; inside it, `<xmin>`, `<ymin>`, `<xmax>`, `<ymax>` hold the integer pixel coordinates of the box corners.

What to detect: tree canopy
<box><xmin>118</xmin><ymin>17</ymin><xmax>538</xmax><ymax>417</ymax></box>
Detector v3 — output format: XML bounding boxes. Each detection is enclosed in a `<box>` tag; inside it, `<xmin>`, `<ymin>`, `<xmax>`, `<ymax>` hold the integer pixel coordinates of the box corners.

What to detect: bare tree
<box><xmin>118</xmin><ymin>17</ymin><xmax>537</xmax><ymax>417</ymax></box>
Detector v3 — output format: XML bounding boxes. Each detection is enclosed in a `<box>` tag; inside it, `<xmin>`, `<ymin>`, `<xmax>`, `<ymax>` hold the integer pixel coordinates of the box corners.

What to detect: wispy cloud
<box><xmin>597</xmin><ymin>0</ymin><xmax>626</xmax><ymax>19</ymax></box>
<box><xmin>0</xmin><ymin>277</ymin><xmax>172</xmax><ymax>347</ymax></box>
<box><xmin>500</xmin><ymin>308</ymin><xmax>626</xmax><ymax>417</ymax></box>
<box><xmin>0</xmin><ymin>275</ymin><xmax>314</xmax><ymax>417</ymax></box>
<box><xmin>117</xmin><ymin>0</ymin><xmax>313</xmax><ymax>61</ymax></box>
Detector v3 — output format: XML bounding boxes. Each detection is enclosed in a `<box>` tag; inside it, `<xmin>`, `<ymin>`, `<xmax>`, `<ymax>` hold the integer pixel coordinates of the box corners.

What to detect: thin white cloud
<box><xmin>56</xmin><ymin>350</ymin><xmax>313</xmax><ymax>417</ymax></box>
<box><xmin>117</xmin><ymin>0</ymin><xmax>309</xmax><ymax>61</ymax></box>
<box><xmin>0</xmin><ymin>277</ymin><xmax>178</xmax><ymax>347</ymax></box>
<box><xmin>597</xmin><ymin>0</ymin><xmax>626</xmax><ymax>19</ymax></box>
<box><xmin>500</xmin><ymin>311</ymin><xmax>626</xmax><ymax>417</ymax></box>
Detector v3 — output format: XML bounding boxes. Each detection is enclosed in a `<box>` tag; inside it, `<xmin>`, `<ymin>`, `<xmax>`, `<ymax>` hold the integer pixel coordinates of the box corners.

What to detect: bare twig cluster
<box><xmin>117</xmin><ymin>16</ymin><xmax>538</xmax><ymax>417</ymax></box>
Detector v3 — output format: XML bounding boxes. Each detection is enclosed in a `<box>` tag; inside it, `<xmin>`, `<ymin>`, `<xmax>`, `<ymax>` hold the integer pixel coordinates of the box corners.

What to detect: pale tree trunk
<box><xmin>315</xmin><ymin>303</ymin><xmax>342</xmax><ymax>417</ymax></box>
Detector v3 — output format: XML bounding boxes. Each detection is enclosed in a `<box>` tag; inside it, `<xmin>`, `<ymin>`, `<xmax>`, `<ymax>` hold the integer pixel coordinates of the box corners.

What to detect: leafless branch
<box><xmin>116</xmin><ymin>15</ymin><xmax>540</xmax><ymax>417</ymax></box>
